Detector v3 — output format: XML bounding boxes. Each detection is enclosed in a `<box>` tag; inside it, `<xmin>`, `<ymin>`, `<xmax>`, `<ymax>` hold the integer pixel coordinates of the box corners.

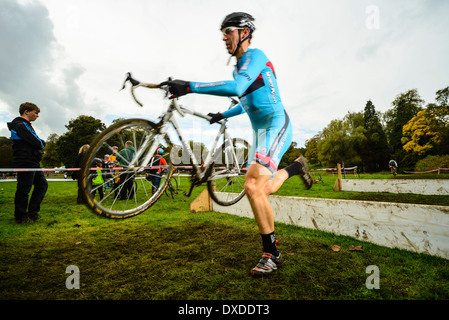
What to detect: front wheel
<box><xmin>79</xmin><ymin>118</ymin><xmax>173</xmax><ymax>218</ymax></box>
<box><xmin>207</xmin><ymin>138</ymin><xmax>250</xmax><ymax>206</ymax></box>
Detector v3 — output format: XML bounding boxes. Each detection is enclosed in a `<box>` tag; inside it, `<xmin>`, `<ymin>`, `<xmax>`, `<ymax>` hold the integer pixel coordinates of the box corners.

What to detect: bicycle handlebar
<box><xmin>121</xmin><ymin>72</ymin><xmax>236</xmax><ymax>121</ymax></box>
<box><xmin>120</xmin><ymin>72</ymin><xmax>160</xmax><ymax>107</ymax></box>
<box><xmin>121</xmin><ymin>73</ymin><xmax>187</xmax><ymax>117</ymax></box>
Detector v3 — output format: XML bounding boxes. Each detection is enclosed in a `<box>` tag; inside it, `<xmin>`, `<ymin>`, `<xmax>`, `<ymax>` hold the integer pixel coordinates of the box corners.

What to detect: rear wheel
<box><xmin>79</xmin><ymin>118</ymin><xmax>173</xmax><ymax>218</ymax></box>
<box><xmin>207</xmin><ymin>138</ymin><xmax>249</xmax><ymax>206</ymax></box>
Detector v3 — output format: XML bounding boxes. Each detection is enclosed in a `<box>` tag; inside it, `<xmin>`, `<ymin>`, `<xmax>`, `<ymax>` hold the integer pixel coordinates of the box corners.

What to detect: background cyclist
<box><xmin>389</xmin><ymin>159</ymin><xmax>398</xmax><ymax>175</ymax></box>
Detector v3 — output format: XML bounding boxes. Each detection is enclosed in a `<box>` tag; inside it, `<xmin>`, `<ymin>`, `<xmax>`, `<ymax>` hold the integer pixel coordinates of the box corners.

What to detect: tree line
<box><xmin>303</xmin><ymin>86</ymin><xmax>449</xmax><ymax>172</ymax></box>
<box><xmin>0</xmin><ymin>86</ymin><xmax>447</xmax><ymax>173</ymax></box>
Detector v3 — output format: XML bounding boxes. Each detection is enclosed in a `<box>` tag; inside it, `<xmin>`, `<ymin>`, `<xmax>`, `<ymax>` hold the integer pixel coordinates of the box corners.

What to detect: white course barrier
<box><xmin>212</xmin><ymin>194</ymin><xmax>449</xmax><ymax>260</ymax></box>
<box><xmin>341</xmin><ymin>179</ymin><xmax>449</xmax><ymax>195</ymax></box>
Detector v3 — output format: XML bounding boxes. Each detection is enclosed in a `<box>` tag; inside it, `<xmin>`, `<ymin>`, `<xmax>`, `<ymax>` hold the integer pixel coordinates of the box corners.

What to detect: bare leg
<box><xmin>263</xmin><ymin>168</ymin><xmax>289</xmax><ymax>196</ymax></box>
<box><xmin>244</xmin><ymin>163</ymin><xmax>278</xmax><ymax>234</ymax></box>
<box><xmin>246</xmin><ymin>162</ymin><xmax>286</xmax><ymax>277</ymax></box>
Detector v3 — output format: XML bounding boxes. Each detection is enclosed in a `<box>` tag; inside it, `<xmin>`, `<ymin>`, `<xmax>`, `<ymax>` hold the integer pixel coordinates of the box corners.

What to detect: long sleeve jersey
<box><xmin>190</xmin><ymin>48</ymin><xmax>286</xmax><ymax>124</ymax></box>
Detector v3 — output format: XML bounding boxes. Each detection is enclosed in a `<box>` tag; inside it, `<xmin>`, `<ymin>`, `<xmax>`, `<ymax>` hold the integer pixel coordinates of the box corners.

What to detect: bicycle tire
<box><xmin>79</xmin><ymin>118</ymin><xmax>173</xmax><ymax>218</ymax></box>
<box><xmin>207</xmin><ymin>138</ymin><xmax>249</xmax><ymax>206</ymax></box>
<box><xmin>165</xmin><ymin>175</ymin><xmax>179</xmax><ymax>199</ymax></box>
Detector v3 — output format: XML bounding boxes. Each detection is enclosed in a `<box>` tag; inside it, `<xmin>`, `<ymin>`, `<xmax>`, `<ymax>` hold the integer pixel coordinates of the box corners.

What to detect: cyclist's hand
<box><xmin>159</xmin><ymin>79</ymin><xmax>191</xmax><ymax>99</ymax></box>
<box><xmin>207</xmin><ymin>112</ymin><xmax>224</xmax><ymax>124</ymax></box>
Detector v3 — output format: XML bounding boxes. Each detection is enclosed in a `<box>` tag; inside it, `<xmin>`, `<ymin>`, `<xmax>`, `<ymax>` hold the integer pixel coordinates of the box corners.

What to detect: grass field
<box><xmin>0</xmin><ymin>172</ymin><xmax>448</xmax><ymax>302</ymax></box>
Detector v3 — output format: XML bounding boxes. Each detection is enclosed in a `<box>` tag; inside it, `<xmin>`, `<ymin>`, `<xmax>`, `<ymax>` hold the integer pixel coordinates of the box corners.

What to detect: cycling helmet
<box><xmin>221</xmin><ymin>12</ymin><xmax>255</xmax><ymax>63</ymax></box>
<box><xmin>221</xmin><ymin>12</ymin><xmax>256</xmax><ymax>32</ymax></box>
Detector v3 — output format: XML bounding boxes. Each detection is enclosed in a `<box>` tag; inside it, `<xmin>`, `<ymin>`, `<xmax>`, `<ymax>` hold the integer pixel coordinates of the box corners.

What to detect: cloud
<box><xmin>0</xmin><ymin>0</ymin><xmax>86</xmax><ymax>139</ymax></box>
<box><xmin>1</xmin><ymin>0</ymin><xmax>448</xmax><ymax>150</ymax></box>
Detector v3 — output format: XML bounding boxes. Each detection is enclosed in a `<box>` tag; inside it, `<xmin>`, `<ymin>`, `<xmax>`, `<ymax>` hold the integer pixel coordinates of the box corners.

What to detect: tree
<box><xmin>383</xmin><ymin>89</ymin><xmax>425</xmax><ymax>171</ymax></box>
<box><xmin>384</xmin><ymin>89</ymin><xmax>424</xmax><ymax>154</ymax></box>
<box><xmin>279</xmin><ymin>141</ymin><xmax>302</xmax><ymax>168</ymax></box>
<box><xmin>0</xmin><ymin>137</ymin><xmax>13</xmax><ymax>168</ymax></box>
<box><xmin>435</xmin><ymin>86</ymin><xmax>449</xmax><ymax>109</ymax></box>
<box><xmin>361</xmin><ymin>100</ymin><xmax>389</xmax><ymax>172</ymax></box>
<box><xmin>317</xmin><ymin>112</ymin><xmax>366</xmax><ymax>168</ymax></box>
<box><xmin>56</xmin><ymin>115</ymin><xmax>106</xmax><ymax>167</ymax></box>
<box><xmin>428</xmin><ymin>86</ymin><xmax>449</xmax><ymax>154</ymax></box>
<box><xmin>41</xmin><ymin>133</ymin><xmax>61</xmax><ymax>168</ymax></box>
<box><xmin>304</xmin><ymin>134</ymin><xmax>320</xmax><ymax>165</ymax></box>
<box><xmin>402</xmin><ymin>86</ymin><xmax>449</xmax><ymax>156</ymax></box>
<box><xmin>401</xmin><ymin>110</ymin><xmax>442</xmax><ymax>156</ymax></box>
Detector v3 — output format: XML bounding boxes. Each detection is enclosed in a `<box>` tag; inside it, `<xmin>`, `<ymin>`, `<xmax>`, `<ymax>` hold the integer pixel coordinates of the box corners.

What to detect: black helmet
<box><xmin>221</xmin><ymin>12</ymin><xmax>255</xmax><ymax>32</ymax></box>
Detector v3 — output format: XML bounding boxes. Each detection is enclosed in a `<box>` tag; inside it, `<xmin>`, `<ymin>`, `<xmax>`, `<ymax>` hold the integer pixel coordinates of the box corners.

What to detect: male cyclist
<box><xmin>161</xmin><ymin>12</ymin><xmax>313</xmax><ymax>276</ymax></box>
<box><xmin>389</xmin><ymin>159</ymin><xmax>398</xmax><ymax>176</ymax></box>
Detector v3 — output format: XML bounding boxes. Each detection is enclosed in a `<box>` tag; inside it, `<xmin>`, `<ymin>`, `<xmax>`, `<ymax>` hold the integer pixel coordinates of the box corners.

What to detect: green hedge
<box><xmin>415</xmin><ymin>154</ymin><xmax>449</xmax><ymax>172</ymax></box>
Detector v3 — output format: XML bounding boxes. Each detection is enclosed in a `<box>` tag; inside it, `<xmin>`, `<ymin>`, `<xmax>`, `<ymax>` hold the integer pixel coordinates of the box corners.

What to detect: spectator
<box><xmin>91</xmin><ymin>158</ymin><xmax>104</xmax><ymax>200</ymax></box>
<box><xmin>117</xmin><ymin>141</ymin><xmax>136</xmax><ymax>200</ymax></box>
<box><xmin>146</xmin><ymin>147</ymin><xmax>167</xmax><ymax>194</ymax></box>
<box><xmin>7</xmin><ymin>102</ymin><xmax>48</xmax><ymax>224</ymax></box>
<box><xmin>108</xmin><ymin>146</ymin><xmax>118</xmax><ymax>162</ymax></box>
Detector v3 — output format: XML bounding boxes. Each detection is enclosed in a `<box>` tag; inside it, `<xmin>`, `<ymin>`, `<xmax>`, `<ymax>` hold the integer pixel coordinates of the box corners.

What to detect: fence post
<box><xmin>333</xmin><ymin>163</ymin><xmax>342</xmax><ymax>191</ymax></box>
<box><xmin>190</xmin><ymin>189</ymin><xmax>212</xmax><ymax>213</ymax></box>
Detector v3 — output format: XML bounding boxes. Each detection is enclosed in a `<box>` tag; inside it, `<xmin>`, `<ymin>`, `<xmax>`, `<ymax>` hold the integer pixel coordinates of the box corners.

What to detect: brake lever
<box><xmin>120</xmin><ymin>72</ymin><xmax>144</xmax><ymax>107</ymax></box>
<box><xmin>164</xmin><ymin>76</ymin><xmax>173</xmax><ymax>98</ymax></box>
<box><xmin>163</xmin><ymin>77</ymin><xmax>186</xmax><ymax>117</ymax></box>
<box><xmin>120</xmin><ymin>72</ymin><xmax>140</xmax><ymax>91</ymax></box>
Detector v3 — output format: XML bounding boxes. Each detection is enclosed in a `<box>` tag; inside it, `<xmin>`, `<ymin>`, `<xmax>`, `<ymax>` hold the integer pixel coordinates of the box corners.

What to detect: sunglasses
<box><xmin>221</xmin><ymin>26</ymin><xmax>244</xmax><ymax>35</ymax></box>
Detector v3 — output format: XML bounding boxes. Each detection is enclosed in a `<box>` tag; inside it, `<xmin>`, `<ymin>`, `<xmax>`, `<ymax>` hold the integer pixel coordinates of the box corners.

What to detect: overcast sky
<box><xmin>1</xmin><ymin>0</ymin><xmax>448</xmax><ymax>148</ymax></box>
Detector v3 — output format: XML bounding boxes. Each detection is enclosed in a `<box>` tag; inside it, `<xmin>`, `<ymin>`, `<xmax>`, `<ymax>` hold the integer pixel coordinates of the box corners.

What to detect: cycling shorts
<box><xmin>248</xmin><ymin>110</ymin><xmax>292</xmax><ymax>174</ymax></box>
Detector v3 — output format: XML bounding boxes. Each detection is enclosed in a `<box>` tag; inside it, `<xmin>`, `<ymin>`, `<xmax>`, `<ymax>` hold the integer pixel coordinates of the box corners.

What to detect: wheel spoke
<box><xmin>80</xmin><ymin>119</ymin><xmax>173</xmax><ymax>218</ymax></box>
<box><xmin>207</xmin><ymin>138</ymin><xmax>249</xmax><ymax>206</ymax></box>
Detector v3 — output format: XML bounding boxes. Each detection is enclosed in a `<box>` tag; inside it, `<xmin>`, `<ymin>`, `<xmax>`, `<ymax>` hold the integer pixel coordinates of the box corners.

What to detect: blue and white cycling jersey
<box><xmin>190</xmin><ymin>48</ymin><xmax>292</xmax><ymax>173</ymax></box>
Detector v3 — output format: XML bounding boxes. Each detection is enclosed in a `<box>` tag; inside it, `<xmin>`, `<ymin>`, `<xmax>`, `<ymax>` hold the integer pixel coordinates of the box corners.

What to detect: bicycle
<box><xmin>79</xmin><ymin>73</ymin><xmax>250</xmax><ymax>219</ymax></box>
<box><xmin>165</xmin><ymin>176</ymin><xmax>179</xmax><ymax>199</ymax></box>
<box><xmin>390</xmin><ymin>166</ymin><xmax>397</xmax><ymax>176</ymax></box>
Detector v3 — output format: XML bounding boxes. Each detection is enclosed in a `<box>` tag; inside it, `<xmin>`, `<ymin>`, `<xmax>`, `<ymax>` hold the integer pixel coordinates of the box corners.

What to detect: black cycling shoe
<box><xmin>295</xmin><ymin>156</ymin><xmax>313</xmax><ymax>190</ymax></box>
<box><xmin>250</xmin><ymin>252</ymin><xmax>282</xmax><ymax>277</ymax></box>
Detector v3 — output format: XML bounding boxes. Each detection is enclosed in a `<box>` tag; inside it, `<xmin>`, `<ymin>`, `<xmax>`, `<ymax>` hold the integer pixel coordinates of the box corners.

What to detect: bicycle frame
<box><xmin>79</xmin><ymin>75</ymin><xmax>249</xmax><ymax>218</ymax></box>
<box><xmin>134</xmin><ymin>96</ymin><xmax>242</xmax><ymax>183</ymax></box>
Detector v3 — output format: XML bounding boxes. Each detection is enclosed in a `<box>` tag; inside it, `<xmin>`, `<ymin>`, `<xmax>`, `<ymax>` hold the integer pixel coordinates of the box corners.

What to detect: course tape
<box><xmin>0</xmin><ymin>166</ymin><xmax>193</xmax><ymax>173</ymax></box>
<box><xmin>1</xmin><ymin>165</ymin><xmax>358</xmax><ymax>173</ymax></box>
<box><xmin>310</xmin><ymin>166</ymin><xmax>358</xmax><ymax>171</ymax></box>
<box><xmin>404</xmin><ymin>168</ymin><xmax>449</xmax><ymax>174</ymax></box>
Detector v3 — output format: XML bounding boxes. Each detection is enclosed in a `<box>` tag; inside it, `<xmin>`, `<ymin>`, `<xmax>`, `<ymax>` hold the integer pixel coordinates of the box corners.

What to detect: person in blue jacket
<box><xmin>7</xmin><ymin>102</ymin><xmax>48</xmax><ymax>224</ymax></box>
<box><xmin>161</xmin><ymin>13</ymin><xmax>313</xmax><ymax>276</ymax></box>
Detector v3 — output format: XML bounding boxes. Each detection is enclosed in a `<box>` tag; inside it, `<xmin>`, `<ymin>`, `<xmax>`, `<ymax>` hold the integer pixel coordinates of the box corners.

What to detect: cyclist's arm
<box><xmin>15</xmin><ymin>122</ymin><xmax>45</xmax><ymax>149</ymax></box>
<box><xmin>190</xmin><ymin>49</ymin><xmax>267</xmax><ymax>97</ymax></box>
<box><xmin>116</xmin><ymin>150</ymin><xmax>127</xmax><ymax>165</ymax></box>
<box><xmin>223</xmin><ymin>103</ymin><xmax>246</xmax><ymax>118</ymax></box>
